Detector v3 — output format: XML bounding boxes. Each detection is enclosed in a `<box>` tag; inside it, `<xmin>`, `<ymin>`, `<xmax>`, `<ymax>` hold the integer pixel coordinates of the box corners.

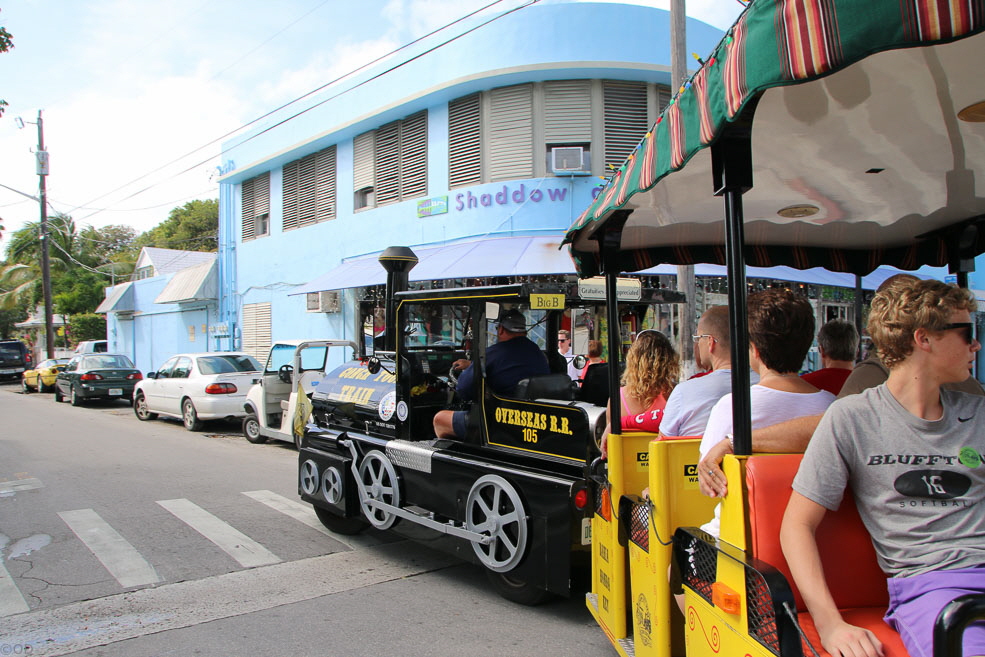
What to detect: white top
<box><xmin>661</xmin><ymin>369</ymin><xmax>758</xmax><ymax>437</ymax></box>
<box><xmin>699</xmin><ymin>384</ymin><xmax>835</xmax><ymax>537</ymax></box>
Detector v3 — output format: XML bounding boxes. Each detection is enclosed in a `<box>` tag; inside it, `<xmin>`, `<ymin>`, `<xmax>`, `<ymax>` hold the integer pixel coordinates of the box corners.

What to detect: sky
<box><xmin>0</xmin><ymin>0</ymin><xmax>743</xmax><ymax>250</ymax></box>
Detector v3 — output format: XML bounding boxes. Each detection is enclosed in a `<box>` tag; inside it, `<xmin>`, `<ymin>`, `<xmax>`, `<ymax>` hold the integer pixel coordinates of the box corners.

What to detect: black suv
<box><xmin>0</xmin><ymin>340</ymin><xmax>32</xmax><ymax>381</ymax></box>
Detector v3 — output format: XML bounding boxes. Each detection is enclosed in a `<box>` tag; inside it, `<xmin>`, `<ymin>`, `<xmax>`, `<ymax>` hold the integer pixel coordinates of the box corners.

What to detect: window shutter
<box><xmin>656</xmin><ymin>84</ymin><xmax>671</xmax><ymax>114</ymax></box>
<box><xmin>353</xmin><ymin>131</ymin><xmax>375</xmax><ymax>191</ymax></box>
<box><xmin>241</xmin><ymin>173</ymin><xmax>269</xmax><ymax>241</ymax></box>
<box><xmin>487</xmin><ymin>83</ymin><xmax>533</xmax><ymax>182</ymax></box>
<box><xmin>449</xmin><ymin>94</ymin><xmax>481</xmax><ymax>188</ymax></box>
<box><xmin>375</xmin><ymin>121</ymin><xmax>401</xmax><ymax>206</ymax></box>
<box><xmin>282</xmin><ymin>160</ymin><xmax>299</xmax><ymax>231</ymax></box>
<box><xmin>315</xmin><ymin>146</ymin><xmax>336</xmax><ymax>222</ymax></box>
<box><xmin>603</xmin><ymin>80</ymin><xmax>649</xmax><ymax>171</ymax></box>
<box><xmin>544</xmin><ymin>80</ymin><xmax>591</xmax><ymax>143</ymax></box>
<box><xmin>240</xmin><ymin>302</ymin><xmax>272</xmax><ymax>361</ymax></box>
<box><xmin>399</xmin><ymin>111</ymin><xmax>427</xmax><ymax>200</ymax></box>
<box><xmin>296</xmin><ymin>152</ymin><xmax>317</xmax><ymax>227</ymax></box>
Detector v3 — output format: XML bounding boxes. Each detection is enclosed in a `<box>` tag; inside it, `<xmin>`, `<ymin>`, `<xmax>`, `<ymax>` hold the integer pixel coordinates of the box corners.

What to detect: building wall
<box><xmin>216</xmin><ymin>2</ymin><xmax>725</xmax><ymax>352</ymax></box>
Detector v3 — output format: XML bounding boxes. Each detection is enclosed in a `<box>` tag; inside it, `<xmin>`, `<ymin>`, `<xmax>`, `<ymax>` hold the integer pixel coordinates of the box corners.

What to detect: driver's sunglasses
<box><xmin>942</xmin><ymin>322</ymin><xmax>976</xmax><ymax>345</ymax></box>
<box><xmin>558</xmin><ymin>338</ymin><xmax>569</xmax><ymax>343</ymax></box>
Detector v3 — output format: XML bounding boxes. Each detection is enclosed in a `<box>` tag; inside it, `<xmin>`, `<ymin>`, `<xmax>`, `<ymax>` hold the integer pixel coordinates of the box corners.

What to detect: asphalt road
<box><xmin>0</xmin><ymin>383</ymin><xmax>614</xmax><ymax>657</ymax></box>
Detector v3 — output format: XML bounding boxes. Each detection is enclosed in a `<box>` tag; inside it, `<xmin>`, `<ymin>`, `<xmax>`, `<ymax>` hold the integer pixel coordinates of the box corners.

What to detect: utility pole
<box><xmin>670</xmin><ymin>0</ymin><xmax>697</xmax><ymax>374</ymax></box>
<box><xmin>36</xmin><ymin>110</ymin><xmax>55</xmax><ymax>359</ymax></box>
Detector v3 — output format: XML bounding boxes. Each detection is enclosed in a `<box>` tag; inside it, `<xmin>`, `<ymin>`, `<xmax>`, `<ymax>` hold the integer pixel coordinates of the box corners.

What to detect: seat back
<box><xmin>514</xmin><ymin>373</ymin><xmax>576</xmax><ymax>401</ymax></box>
<box><xmin>578</xmin><ymin>362</ymin><xmax>610</xmax><ymax>407</ymax></box>
<box><xmin>744</xmin><ymin>454</ymin><xmax>888</xmax><ymax>611</ymax></box>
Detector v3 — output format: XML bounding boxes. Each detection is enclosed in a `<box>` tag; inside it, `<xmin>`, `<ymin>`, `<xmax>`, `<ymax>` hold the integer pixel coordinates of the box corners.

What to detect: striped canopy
<box><xmin>564</xmin><ymin>0</ymin><xmax>985</xmax><ymax>277</ymax></box>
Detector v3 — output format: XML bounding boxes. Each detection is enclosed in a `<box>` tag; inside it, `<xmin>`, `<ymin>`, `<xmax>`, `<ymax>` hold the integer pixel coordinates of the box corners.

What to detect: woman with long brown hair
<box><xmin>601</xmin><ymin>329</ymin><xmax>680</xmax><ymax>458</ymax></box>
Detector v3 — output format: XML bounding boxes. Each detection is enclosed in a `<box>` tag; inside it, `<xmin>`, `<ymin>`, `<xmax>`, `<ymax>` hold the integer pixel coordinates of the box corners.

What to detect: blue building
<box><xmin>208</xmin><ymin>1</ymin><xmax>725</xmax><ymax>363</ymax></box>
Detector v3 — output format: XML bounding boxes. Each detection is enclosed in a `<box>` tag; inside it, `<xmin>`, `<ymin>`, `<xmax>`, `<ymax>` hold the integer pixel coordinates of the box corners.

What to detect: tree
<box><xmin>79</xmin><ymin>224</ymin><xmax>137</xmax><ymax>265</ymax></box>
<box><xmin>0</xmin><ymin>12</ymin><xmax>11</xmax><ymax>117</ymax></box>
<box><xmin>68</xmin><ymin>313</ymin><xmax>106</xmax><ymax>343</ymax></box>
<box><xmin>53</xmin><ymin>270</ymin><xmax>107</xmax><ymax>315</ymax></box>
<box><xmin>133</xmin><ymin>199</ymin><xmax>218</xmax><ymax>252</ymax></box>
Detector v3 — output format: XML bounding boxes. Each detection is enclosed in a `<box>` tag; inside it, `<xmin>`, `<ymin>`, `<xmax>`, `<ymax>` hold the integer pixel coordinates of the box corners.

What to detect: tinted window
<box><xmin>0</xmin><ymin>343</ymin><xmax>25</xmax><ymax>358</ymax></box>
<box><xmin>197</xmin><ymin>355</ymin><xmax>262</xmax><ymax>375</ymax></box>
<box><xmin>82</xmin><ymin>355</ymin><xmax>134</xmax><ymax>369</ymax></box>
<box><xmin>156</xmin><ymin>357</ymin><xmax>178</xmax><ymax>378</ymax></box>
<box><xmin>172</xmin><ymin>357</ymin><xmax>193</xmax><ymax>379</ymax></box>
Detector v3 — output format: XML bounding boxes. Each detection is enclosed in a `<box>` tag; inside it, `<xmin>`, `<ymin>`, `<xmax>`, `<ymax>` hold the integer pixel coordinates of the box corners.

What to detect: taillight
<box><xmin>574</xmin><ymin>488</ymin><xmax>589</xmax><ymax>510</ymax></box>
<box><xmin>80</xmin><ymin>373</ymin><xmax>103</xmax><ymax>381</ymax></box>
<box><xmin>205</xmin><ymin>382</ymin><xmax>238</xmax><ymax>394</ymax></box>
<box><xmin>126</xmin><ymin>372</ymin><xmax>142</xmax><ymax>380</ymax></box>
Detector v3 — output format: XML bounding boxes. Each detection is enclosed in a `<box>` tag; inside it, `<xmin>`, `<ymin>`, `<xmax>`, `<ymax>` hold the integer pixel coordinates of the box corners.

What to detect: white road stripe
<box><xmin>0</xmin><ymin>557</ymin><xmax>30</xmax><ymax>617</ymax></box>
<box><xmin>58</xmin><ymin>509</ymin><xmax>161</xmax><ymax>588</ymax></box>
<box><xmin>157</xmin><ymin>498</ymin><xmax>281</xmax><ymax>568</ymax></box>
<box><xmin>0</xmin><ymin>477</ymin><xmax>44</xmax><ymax>494</ymax></box>
<box><xmin>241</xmin><ymin>489</ymin><xmax>382</xmax><ymax>550</ymax></box>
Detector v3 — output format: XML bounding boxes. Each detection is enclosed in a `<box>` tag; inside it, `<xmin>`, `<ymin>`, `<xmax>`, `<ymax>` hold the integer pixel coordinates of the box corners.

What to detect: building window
<box><xmin>448</xmin><ymin>93</ymin><xmax>481</xmax><ymax>188</ymax></box>
<box><xmin>134</xmin><ymin>266</ymin><xmax>154</xmax><ymax>280</ymax></box>
<box><xmin>603</xmin><ymin>80</ymin><xmax>650</xmax><ymax>172</ymax></box>
<box><xmin>487</xmin><ymin>83</ymin><xmax>533</xmax><ymax>182</ymax></box>
<box><xmin>544</xmin><ymin>80</ymin><xmax>592</xmax><ymax>175</ymax></box>
<box><xmin>241</xmin><ymin>172</ymin><xmax>270</xmax><ymax>241</ymax></box>
<box><xmin>352</xmin><ymin>111</ymin><xmax>427</xmax><ymax>210</ymax></box>
<box><xmin>283</xmin><ymin>146</ymin><xmax>336</xmax><ymax>231</ymax></box>
<box><xmin>240</xmin><ymin>302</ymin><xmax>272</xmax><ymax>362</ymax></box>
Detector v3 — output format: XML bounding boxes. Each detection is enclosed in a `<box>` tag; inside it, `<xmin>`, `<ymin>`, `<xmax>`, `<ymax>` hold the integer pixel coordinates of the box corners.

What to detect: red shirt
<box><xmin>619</xmin><ymin>388</ymin><xmax>667</xmax><ymax>432</ymax></box>
<box><xmin>801</xmin><ymin>367</ymin><xmax>852</xmax><ymax>395</ymax></box>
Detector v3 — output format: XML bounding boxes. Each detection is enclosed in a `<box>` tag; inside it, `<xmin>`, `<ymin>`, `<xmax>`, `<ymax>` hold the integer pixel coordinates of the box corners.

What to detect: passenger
<box><xmin>432</xmin><ymin>309</ymin><xmax>549</xmax><ymax>439</ymax></box>
<box><xmin>801</xmin><ymin>319</ymin><xmax>858</xmax><ymax>395</ymax></box>
<box><xmin>698</xmin><ymin>274</ymin><xmax>983</xmax><ymax>498</ymax></box>
<box><xmin>660</xmin><ymin>306</ymin><xmax>757</xmax><ymax>437</ymax></box>
<box><xmin>781</xmin><ymin>279</ymin><xmax>985</xmax><ymax>657</ymax></box>
<box><xmin>558</xmin><ymin>329</ymin><xmax>579</xmax><ymax>380</ymax></box>
<box><xmin>599</xmin><ymin>330</ymin><xmax>679</xmax><ymax>458</ymax></box>
<box><xmin>698</xmin><ymin>289</ymin><xmax>835</xmax><ymax>537</ymax></box>
<box><xmin>578</xmin><ymin>339</ymin><xmax>605</xmax><ymax>383</ymax></box>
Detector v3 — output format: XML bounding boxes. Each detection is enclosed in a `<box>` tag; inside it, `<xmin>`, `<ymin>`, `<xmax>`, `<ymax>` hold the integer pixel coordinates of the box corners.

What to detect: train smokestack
<box><xmin>379</xmin><ymin>246</ymin><xmax>419</xmax><ymax>352</ymax></box>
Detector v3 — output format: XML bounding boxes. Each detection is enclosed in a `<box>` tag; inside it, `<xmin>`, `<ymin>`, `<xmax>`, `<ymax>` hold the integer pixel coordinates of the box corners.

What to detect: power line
<box><xmin>67</xmin><ymin>0</ymin><xmax>524</xmax><ymax>223</ymax></box>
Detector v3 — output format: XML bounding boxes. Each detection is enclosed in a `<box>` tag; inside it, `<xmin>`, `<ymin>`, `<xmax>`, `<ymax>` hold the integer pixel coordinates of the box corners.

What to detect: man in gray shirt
<box><xmin>781</xmin><ymin>279</ymin><xmax>985</xmax><ymax>657</ymax></box>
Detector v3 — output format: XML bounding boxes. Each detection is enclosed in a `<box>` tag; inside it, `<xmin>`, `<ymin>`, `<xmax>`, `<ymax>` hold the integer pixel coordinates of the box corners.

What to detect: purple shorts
<box><xmin>451</xmin><ymin>410</ymin><xmax>468</xmax><ymax>438</ymax></box>
<box><xmin>885</xmin><ymin>566</ymin><xmax>985</xmax><ymax>657</ymax></box>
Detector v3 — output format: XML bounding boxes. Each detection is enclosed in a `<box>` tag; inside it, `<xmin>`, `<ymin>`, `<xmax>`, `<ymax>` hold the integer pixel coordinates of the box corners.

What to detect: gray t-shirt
<box><xmin>795</xmin><ymin>384</ymin><xmax>985</xmax><ymax>577</ymax></box>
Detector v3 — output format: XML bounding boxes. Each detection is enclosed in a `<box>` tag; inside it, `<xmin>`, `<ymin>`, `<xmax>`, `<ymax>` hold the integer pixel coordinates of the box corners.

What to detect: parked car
<box><xmin>22</xmin><ymin>358</ymin><xmax>70</xmax><ymax>393</ymax></box>
<box><xmin>74</xmin><ymin>340</ymin><xmax>108</xmax><ymax>354</ymax></box>
<box><xmin>54</xmin><ymin>353</ymin><xmax>142</xmax><ymax>406</ymax></box>
<box><xmin>133</xmin><ymin>352</ymin><xmax>262</xmax><ymax>431</ymax></box>
<box><xmin>0</xmin><ymin>340</ymin><xmax>32</xmax><ymax>381</ymax></box>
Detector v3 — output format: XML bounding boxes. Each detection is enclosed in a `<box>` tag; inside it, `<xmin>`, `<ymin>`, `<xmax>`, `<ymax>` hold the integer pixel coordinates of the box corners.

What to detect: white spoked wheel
<box><xmin>299</xmin><ymin>460</ymin><xmax>319</xmax><ymax>497</ymax></box>
<box><xmin>465</xmin><ymin>474</ymin><xmax>528</xmax><ymax>573</ymax></box>
<box><xmin>357</xmin><ymin>450</ymin><xmax>400</xmax><ymax>530</ymax></box>
<box><xmin>321</xmin><ymin>466</ymin><xmax>344</xmax><ymax>505</ymax></box>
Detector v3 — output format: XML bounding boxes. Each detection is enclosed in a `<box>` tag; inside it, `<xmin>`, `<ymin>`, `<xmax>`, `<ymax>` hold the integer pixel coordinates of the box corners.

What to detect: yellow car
<box><xmin>22</xmin><ymin>358</ymin><xmax>70</xmax><ymax>393</ymax></box>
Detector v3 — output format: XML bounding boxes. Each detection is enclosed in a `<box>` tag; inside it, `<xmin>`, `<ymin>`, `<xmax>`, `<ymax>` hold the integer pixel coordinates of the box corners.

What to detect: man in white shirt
<box><xmin>558</xmin><ymin>329</ymin><xmax>579</xmax><ymax>381</ymax></box>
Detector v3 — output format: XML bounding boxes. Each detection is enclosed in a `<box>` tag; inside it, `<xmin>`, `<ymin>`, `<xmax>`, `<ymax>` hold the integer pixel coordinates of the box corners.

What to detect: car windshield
<box><xmin>82</xmin><ymin>355</ymin><xmax>134</xmax><ymax>369</ymax></box>
<box><xmin>0</xmin><ymin>345</ymin><xmax>23</xmax><ymax>357</ymax></box>
<box><xmin>197</xmin><ymin>355</ymin><xmax>261</xmax><ymax>374</ymax></box>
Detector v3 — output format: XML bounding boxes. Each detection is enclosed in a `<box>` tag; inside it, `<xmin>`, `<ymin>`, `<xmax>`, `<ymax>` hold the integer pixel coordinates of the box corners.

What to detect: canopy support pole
<box><xmin>594</xmin><ymin>209</ymin><xmax>632</xmax><ymax>435</ymax></box>
<box><xmin>712</xmin><ymin>127</ymin><xmax>754</xmax><ymax>456</ymax></box>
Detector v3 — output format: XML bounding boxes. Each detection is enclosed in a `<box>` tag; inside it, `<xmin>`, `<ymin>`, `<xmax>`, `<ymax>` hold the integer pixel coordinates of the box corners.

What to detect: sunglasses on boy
<box><xmin>942</xmin><ymin>322</ymin><xmax>976</xmax><ymax>345</ymax></box>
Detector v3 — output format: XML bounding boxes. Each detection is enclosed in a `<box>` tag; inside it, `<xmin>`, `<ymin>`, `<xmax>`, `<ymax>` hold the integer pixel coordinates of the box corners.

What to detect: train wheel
<box><xmin>357</xmin><ymin>450</ymin><xmax>400</xmax><ymax>530</ymax></box>
<box><xmin>465</xmin><ymin>475</ymin><xmax>528</xmax><ymax>573</ymax></box>
<box><xmin>314</xmin><ymin>505</ymin><xmax>368</xmax><ymax>536</ymax></box>
<box><xmin>299</xmin><ymin>459</ymin><xmax>319</xmax><ymax>497</ymax></box>
<box><xmin>485</xmin><ymin>569</ymin><xmax>553</xmax><ymax>606</ymax></box>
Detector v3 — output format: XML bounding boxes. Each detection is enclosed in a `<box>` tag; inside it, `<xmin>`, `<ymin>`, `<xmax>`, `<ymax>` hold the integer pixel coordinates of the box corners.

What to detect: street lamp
<box><xmin>16</xmin><ymin>110</ymin><xmax>55</xmax><ymax>359</ymax></box>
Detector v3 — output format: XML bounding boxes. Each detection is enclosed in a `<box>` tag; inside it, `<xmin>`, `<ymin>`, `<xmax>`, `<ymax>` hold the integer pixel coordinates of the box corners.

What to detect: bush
<box><xmin>69</xmin><ymin>313</ymin><xmax>107</xmax><ymax>343</ymax></box>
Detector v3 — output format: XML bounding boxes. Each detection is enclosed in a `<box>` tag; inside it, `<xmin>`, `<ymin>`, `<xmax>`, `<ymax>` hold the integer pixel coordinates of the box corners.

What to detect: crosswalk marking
<box><xmin>157</xmin><ymin>498</ymin><xmax>281</xmax><ymax>568</ymax></box>
<box><xmin>58</xmin><ymin>509</ymin><xmax>162</xmax><ymax>588</ymax></box>
<box><xmin>0</xmin><ymin>557</ymin><xmax>30</xmax><ymax>617</ymax></box>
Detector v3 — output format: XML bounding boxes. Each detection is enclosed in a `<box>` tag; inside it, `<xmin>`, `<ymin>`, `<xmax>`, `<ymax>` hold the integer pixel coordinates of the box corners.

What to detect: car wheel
<box><xmin>70</xmin><ymin>385</ymin><xmax>85</xmax><ymax>406</ymax></box>
<box><xmin>242</xmin><ymin>414</ymin><xmax>266</xmax><ymax>444</ymax></box>
<box><xmin>182</xmin><ymin>399</ymin><xmax>203</xmax><ymax>431</ymax></box>
<box><xmin>39</xmin><ymin>379</ymin><xmax>51</xmax><ymax>393</ymax></box>
<box><xmin>54</xmin><ymin>385</ymin><xmax>63</xmax><ymax>403</ymax></box>
<box><xmin>133</xmin><ymin>393</ymin><xmax>158</xmax><ymax>421</ymax></box>
<box><xmin>22</xmin><ymin>378</ymin><xmax>31</xmax><ymax>393</ymax></box>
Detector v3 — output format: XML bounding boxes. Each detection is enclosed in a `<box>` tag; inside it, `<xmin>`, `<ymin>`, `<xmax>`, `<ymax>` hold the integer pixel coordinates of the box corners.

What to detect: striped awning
<box><xmin>564</xmin><ymin>0</ymin><xmax>985</xmax><ymax>277</ymax></box>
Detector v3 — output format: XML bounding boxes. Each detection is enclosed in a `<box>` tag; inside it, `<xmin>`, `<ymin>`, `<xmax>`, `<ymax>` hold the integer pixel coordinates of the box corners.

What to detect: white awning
<box><xmin>155</xmin><ymin>261</ymin><xmax>217</xmax><ymax>304</ymax></box>
<box><xmin>96</xmin><ymin>282</ymin><xmax>135</xmax><ymax>314</ymax></box>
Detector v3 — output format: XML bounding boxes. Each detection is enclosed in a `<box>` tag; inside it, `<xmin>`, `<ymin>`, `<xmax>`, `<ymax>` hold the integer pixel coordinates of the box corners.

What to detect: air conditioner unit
<box><xmin>306</xmin><ymin>290</ymin><xmax>340</xmax><ymax>313</ymax></box>
<box><xmin>551</xmin><ymin>146</ymin><xmax>589</xmax><ymax>174</ymax></box>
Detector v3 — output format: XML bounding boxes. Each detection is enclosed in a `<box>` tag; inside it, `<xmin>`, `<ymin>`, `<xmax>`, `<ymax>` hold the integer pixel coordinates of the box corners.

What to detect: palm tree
<box><xmin>0</xmin><ymin>213</ymin><xmax>80</xmax><ymax>310</ymax></box>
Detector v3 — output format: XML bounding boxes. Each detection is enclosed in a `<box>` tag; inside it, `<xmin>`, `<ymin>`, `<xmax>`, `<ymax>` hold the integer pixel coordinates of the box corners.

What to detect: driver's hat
<box><xmin>498</xmin><ymin>309</ymin><xmax>527</xmax><ymax>333</ymax></box>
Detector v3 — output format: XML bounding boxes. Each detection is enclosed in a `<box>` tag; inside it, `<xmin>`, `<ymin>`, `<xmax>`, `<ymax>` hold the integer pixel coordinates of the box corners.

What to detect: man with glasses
<box><xmin>661</xmin><ymin>306</ymin><xmax>756</xmax><ymax>437</ymax></box>
<box><xmin>558</xmin><ymin>329</ymin><xmax>579</xmax><ymax>381</ymax></box>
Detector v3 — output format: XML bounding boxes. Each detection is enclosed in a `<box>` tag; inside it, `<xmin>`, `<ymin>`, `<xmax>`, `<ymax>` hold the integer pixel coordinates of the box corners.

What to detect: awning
<box><xmin>291</xmin><ymin>236</ymin><xmax>575</xmax><ymax>295</ymax></box>
<box><xmin>155</xmin><ymin>260</ymin><xmax>217</xmax><ymax>304</ymax></box>
<box><xmin>291</xmin><ymin>235</ymin><xmax>945</xmax><ymax>296</ymax></box>
<box><xmin>96</xmin><ymin>282</ymin><xmax>135</xmax><ymax>314</ymax></box>
<box><xmin>564</xmin><ymin>0</ymin><xmax>985</xmax><ymax>276</ymax></box>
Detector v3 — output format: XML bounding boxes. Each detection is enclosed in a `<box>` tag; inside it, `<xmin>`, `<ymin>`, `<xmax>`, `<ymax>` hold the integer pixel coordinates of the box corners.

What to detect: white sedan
<box><xmin>133</xmin><ymin>352</ymin><xmax>262</xmax><ymax>430</ymax></box>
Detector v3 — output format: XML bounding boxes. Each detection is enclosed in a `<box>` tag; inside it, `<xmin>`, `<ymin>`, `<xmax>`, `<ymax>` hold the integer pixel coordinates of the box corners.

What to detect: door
<box><xmin>162</xmin><ymin>356</ymin><xmax>193</xmax><ymax>415</ymax></box>
<box><xmin>144</xmin><ymin>357</ymin><xmax>177</xmax><ymax>412</ymax></box>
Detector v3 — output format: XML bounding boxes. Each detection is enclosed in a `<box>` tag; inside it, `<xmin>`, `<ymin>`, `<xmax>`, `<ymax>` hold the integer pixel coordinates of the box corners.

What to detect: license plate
<box><xmin>0</xmin><ymin>368</ymin><xmax>16</xmax><ymax>374</ymax></box>
<box><xmin>108</xmin><ymin>388</ymin><xmax>123</xmax><ymax>396</ymax></box>
<box><xmin>581</xmin><ymin>517</ymin><xmax>592</xmax><ymax>545</ymax></box>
